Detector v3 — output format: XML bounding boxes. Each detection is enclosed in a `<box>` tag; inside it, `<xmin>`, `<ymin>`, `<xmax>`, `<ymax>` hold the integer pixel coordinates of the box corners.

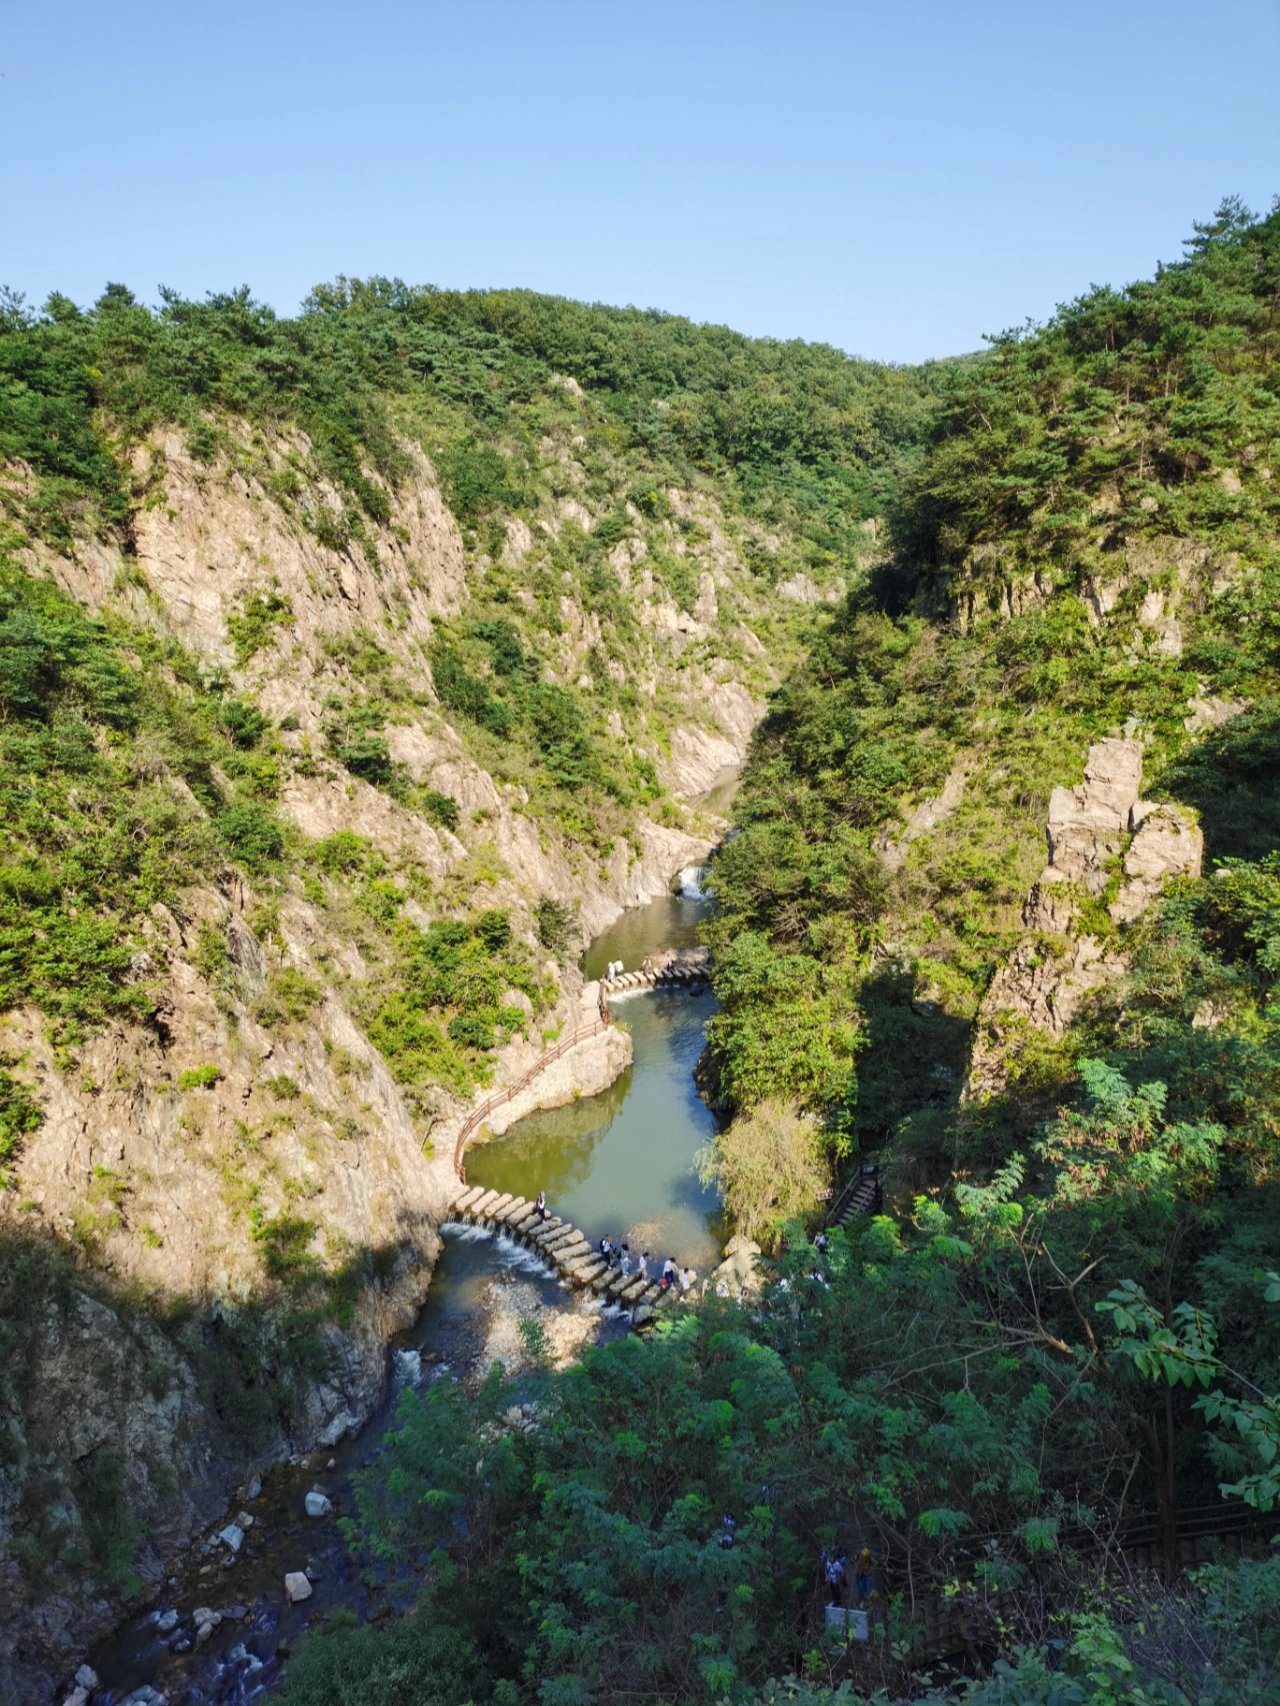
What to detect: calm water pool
<box><xmin>466</xmin><ymin>892</ymin><xmax>724</xmax><ymax>1271</ymax></box>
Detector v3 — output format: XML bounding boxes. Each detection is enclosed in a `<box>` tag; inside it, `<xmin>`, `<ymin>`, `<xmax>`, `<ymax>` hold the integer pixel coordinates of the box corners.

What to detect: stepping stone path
<box><xmin>601</xmin><ymin>959</ymin><xmax>710</xmax><ymax>995</ymax></box>
<box><xmin>446</xmin><ymin>1187</ymin><xmax>675</xmax><ymax>1329</ymax></box>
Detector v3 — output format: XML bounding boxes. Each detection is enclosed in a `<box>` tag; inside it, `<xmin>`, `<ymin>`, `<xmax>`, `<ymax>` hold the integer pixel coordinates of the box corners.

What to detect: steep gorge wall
<box><xmin>0</xmin><ymin>417</ymin><xmax>797</xmax><ymax>1699</ymax></box>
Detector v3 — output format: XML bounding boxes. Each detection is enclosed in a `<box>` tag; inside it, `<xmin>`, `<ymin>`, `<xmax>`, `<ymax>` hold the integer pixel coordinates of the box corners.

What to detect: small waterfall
<box><xmin>393</xmin><ymin>1347</ymin><xmax>424</xmax><ymax>1387</ymax></box>
<box><xmin>676</xmin><ymin>862</ymin><xmax>711</xmax><ymax>900</ymax></box>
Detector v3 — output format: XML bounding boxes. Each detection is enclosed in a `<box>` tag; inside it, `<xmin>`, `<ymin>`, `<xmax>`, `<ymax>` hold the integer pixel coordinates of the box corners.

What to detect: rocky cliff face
<box><xmin>964</xmin><ymin>737</ymin><xmax>1203</xmax><ymax>1103</ymax></box>
<box><xmin>0</xmin><ymin>417</ymin><xmax>799</xmax><ymax>1700</ymax></box>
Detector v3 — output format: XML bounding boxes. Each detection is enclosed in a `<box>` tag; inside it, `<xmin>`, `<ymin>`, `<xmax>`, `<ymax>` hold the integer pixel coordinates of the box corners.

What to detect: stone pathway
<box><xmin>446</xmin><ymin>1187</ymin><xmax>682</xmax><ymax>1329</ymax></box>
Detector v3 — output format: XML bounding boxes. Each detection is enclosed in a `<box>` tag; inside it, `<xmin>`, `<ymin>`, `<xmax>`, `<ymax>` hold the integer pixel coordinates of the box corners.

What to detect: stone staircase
<box><xmin>826</xmin><ymin>1164</ymin><xmax>883</xmax><ymax>1231</ymax></box>
<box><xmin>446</xmin><ymin>1186</ymin><xmax>682</xmax><ymax>1329</ymax></box>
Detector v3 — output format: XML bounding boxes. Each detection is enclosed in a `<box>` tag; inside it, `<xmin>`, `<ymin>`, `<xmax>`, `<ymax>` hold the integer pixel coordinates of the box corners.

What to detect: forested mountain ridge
<box><xmin>251</xmin><ymin>205</ymin><xmax>1280</xmax><ymax>1706</ymax></box>
<box><xmin>0</xmin><ymin>281</ymin><xmax>937</xmax><ymax>1696</ymax></box>
<box><xmin>3</xmin><ymin>198</ymin><xmax>1280</xmax><ymax>1706</ymax></box>
<box><xmin>707</xmin><ymin>195</ymin><xmax>1280</xmax><ymax>1165</ymax></box>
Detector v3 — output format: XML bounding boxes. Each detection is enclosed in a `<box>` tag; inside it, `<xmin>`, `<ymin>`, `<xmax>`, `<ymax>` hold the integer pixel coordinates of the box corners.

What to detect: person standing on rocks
<box><xmin>534</xmin><ymin>1190</ymin><xmax>548</xmax><ymax>1222</ymax></box>
<box><xmin>638</xmin><ymin>1251</ymin><xmax>650</xmax><ymax>1283</ymax></box>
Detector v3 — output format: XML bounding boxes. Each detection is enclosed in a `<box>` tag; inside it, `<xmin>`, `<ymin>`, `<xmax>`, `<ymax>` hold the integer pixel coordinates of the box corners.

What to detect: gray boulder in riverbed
<box><xmin>304</xmin><ymin>1488</ymin><xmax>333</xmax><ymax>1518</ymax></box>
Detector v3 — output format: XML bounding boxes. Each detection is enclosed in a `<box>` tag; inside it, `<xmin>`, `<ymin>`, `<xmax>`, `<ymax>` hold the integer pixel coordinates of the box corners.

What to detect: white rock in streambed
<box><xmin>284</xmin><ymin>1570</ymin><xmax>313</xmax><ymax>1602</ymax></box>
<box><xmin>218</xmin><ymin>1522</ymin><xmax>245</xmax><ymax>1552</ymax></box>
<box><xmin>304</xmin><ymin>1488</ymin><xmax>333</xmax><ymax>1517</ymax></box>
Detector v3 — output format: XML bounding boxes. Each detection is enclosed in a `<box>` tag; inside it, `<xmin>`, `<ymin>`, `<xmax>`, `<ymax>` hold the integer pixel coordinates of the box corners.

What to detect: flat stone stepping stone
<box><xmin>497</xmin><ymin>1198</ymin><xmax>528</xmax><ymax>1223</ymax></box>
<box><xmin>468</xmin><ymin>1190</ymin><xmax>502</xmax><ymax>1219</ymax></box>
<box><xmin>618</xmin><ymin>1277</ymin><xmax>649</xmax><ymax>1304</ymax></box>
<box><xmin>542</xmin><ymin>1225</ymin><xmax>580</xmax><ymax>1251</ymax></box>
<box><xmin>632</xmin><ymin>1304</ymin><xmax>655</xmax><ymax>1328</ymax></box>
<box><xmin>571</xmin><ymin>1257</ymin><xmax>608</xmax><ymax>1284</ymax></box>
<box><xmin>556</xmin><ymin>1231</ymin><xmax>590</xmax><ymax>1253</ymax></box>
<box><xmin>555</xmin><ymin>1241</ymin><xmax>592</xmax><ymax>1269</ymax></box>
<box><xmin>528</xmin><ymin>1217</ymin><xmax>564</xmax><ymax>1243</ymax></box>
<box><xmin>452</xmin><ymin>1186</ymin><xmax>485</xmax><ymax>1213</ymax></box>
<box><xmin>482</xmin><ymin>1192</ymin><xmax>516</xmax><ymax>1219</ymax></box>
<box><xmin>511</xmin><ymin>1211</ymin><xmax>542</xmax><ymax>1237</ymax></box>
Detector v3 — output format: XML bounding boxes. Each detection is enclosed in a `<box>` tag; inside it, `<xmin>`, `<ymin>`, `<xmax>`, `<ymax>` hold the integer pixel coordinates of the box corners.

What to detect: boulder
<box><xmin>1109</xmin><ymin>804</ymin><xmax>1203</xmax><ymax>924</ymax></box>
<box><xmin>304</xmin><ymin>1488</ymin><xmax>333</xmax><ymax>1518</ymax></box>
<box><xmin>284</xmin><ymin>1570</ymin><xmax>314</xmax><ymax>1603</ymax></box>
<box><xmin>218</xmin><ymin>1522</ymin><xmax>245</xmax><ymax>1552</ymax></box>
<box><xmin>155</xmin><ymin>1608</ymin><xmax>179</xmax><ymax>1632</ymax></box>
<box><xmin>1041</xmin><ymin>738</ymin><xmax>1144</xmax><ymax>896</ymax></box>
<box><xmin>75</xmin><ymin>1667</ymin><xmax>100</xmax><ymax>1692</ymax></box>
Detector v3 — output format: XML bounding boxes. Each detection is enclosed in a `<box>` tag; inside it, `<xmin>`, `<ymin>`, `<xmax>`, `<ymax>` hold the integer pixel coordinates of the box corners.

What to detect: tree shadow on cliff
<box><xmin>852</xmin><ymin>963</ymin><xmax>971</xmax><ymax>1189</ymax></box>
<box><xmin>1161</xmin><ymin>699</ymin><xmax>1280</xmax><ymax>865</ymax></box>
<box><xmin>0</xmin><ymin>1212</ymin><xmax>429</xmax><ymax>1584</ymax></box>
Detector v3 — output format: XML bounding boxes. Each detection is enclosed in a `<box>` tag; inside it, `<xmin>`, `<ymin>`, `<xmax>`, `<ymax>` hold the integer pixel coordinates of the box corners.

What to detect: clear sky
<box><xmin>3</xmin><ymin>0</ymin><xmax>1277</xmax><ymax>363</ymax></box>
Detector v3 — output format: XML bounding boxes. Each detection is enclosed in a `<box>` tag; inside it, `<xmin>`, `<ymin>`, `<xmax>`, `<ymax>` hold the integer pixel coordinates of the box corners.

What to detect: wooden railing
<box><xmin>444</xmin><ymin>987</ymin><xmax>615</xmax><ymax>1179</ymax></box>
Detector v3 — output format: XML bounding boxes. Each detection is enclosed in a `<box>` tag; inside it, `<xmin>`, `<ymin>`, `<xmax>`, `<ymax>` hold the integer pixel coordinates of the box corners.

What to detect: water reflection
<box><xmin>468</xmin><ymin>894</ymin><xmax>723</xmax><ymax>1271</ymax></box>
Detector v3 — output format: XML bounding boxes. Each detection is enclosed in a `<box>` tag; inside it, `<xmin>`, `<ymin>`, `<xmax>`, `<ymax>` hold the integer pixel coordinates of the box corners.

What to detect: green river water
<box><xmin>92</xmin><ymin>886</ymin><xmax>723</xmax><ymax>1703</ymax></box>
<box><xmin>464</xmin><ymin>890</ymin><xmax>724</xmax><ymax>1272</ymax></box>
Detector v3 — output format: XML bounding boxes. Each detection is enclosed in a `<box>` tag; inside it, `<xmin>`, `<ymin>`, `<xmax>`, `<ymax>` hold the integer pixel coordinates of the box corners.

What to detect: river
<box><xmin>91</xmin><ymin>890</ymin><xmax>720</xmax><ymax>1704</ymax></box>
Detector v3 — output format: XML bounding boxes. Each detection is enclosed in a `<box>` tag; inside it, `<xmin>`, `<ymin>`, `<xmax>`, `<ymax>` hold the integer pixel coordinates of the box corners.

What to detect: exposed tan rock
<box><xmin>1109</xmin><ymin>805</ymin><xmax>1203</xmax><ymax>924</ymax></box>
<box><xmin>877</xmin><ymin>762</ymin><xmax>968</xmax><ymax>873</ymax></box>
<box><xmin>1184</xmin><ymin>692</ymin><xmax>1248</xmax><ymax>736</ymax></box>
<box><xmin>965</xmin><ymin>736</ymin><xmax>1199</xmax><ymax>1102</ymax></box>
<box><xmin>1040</xmin><ymin>737</ymin><xmax>1143</xmax><ymax>895</ymax></box>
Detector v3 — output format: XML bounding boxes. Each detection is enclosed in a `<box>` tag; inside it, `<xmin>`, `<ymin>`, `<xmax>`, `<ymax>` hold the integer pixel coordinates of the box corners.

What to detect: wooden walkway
<box><xmin>446</xmin><ymin>1185</ymin><xmax>683</xmax><ymax>1328</ymax></box>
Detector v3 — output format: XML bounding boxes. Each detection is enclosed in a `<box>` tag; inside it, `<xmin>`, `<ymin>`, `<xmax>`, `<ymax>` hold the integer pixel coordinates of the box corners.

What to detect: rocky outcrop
<box><xmin>1109</xmin><ymin>804</ymin><xmax>1204</xmax><ymax>926</ymax></box>
<box><xmin>876</xmin><ymin>763</ymin><xmax>969</xmax><ymax>874</ymax></box>
<box><xmin>965</xmin><ymin>738</ymin><xmax>1202</xmax><ymax>1103</ymax></box>
<box><xmin>2</xmin><ymin>412</ymin><xmax>782</xmax><ymax>1697</ymax></box>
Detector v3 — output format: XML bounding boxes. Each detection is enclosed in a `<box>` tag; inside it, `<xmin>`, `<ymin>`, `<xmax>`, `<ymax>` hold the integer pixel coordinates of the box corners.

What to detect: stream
<box><xmin>91</xmin><ymin>890</ymin><xmax>721</xmax><ymax>1705</ymax></box>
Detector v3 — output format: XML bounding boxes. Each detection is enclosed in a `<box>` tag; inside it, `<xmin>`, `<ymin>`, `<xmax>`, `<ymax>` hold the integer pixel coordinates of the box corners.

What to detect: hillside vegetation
<box><xmin>3</xmin><ymin>199</ymin><xmax>1280</xmax><ymax>1704</ymax></box>
<box><xmin>0</xmin><ymin>274</ymin><xmax>939</xmax><ymax>1695</ymax></box>
<box><xmin>261</xmin><ymin>203</ymin><xmax>1280</xmax><ymax>1704</ymax></box>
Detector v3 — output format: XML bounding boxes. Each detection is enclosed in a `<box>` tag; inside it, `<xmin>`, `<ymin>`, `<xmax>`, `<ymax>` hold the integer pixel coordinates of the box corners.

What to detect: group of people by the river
<box><xmin>598</xmin><ymin>1233</ymin><xmax>697</xmax><ymax>1297</ymax></box>
<box><xmin>530</xmin><ymin>1194</ymin><xmax>698</xmax><ymax>1299</ymax></box>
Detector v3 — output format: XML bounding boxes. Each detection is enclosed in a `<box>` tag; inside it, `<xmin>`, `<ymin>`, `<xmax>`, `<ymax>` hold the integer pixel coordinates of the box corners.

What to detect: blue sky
<box><xmin>3</xmin><ymin>0</ymin><xmax>1277</xmax><ymax>362</ymax></box>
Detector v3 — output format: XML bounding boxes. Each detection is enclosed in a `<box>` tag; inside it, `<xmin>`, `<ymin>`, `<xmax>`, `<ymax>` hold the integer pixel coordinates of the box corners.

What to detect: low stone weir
<box><xmin>601</xmin><ymin>945</ymin><xmax>710</xmax><ymax>996</ymax></box>
<box><xmin>446</xmin><ymin>1185</ymin><xmax>681</xmax><ymax>1329</ymax></box>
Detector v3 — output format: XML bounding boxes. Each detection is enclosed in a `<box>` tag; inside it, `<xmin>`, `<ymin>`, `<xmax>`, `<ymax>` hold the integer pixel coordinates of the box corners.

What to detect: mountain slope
<box><xmin>0</xmin><ymin>282</ymin><xmax>937</xmax><ymax>1695</ymax></box>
